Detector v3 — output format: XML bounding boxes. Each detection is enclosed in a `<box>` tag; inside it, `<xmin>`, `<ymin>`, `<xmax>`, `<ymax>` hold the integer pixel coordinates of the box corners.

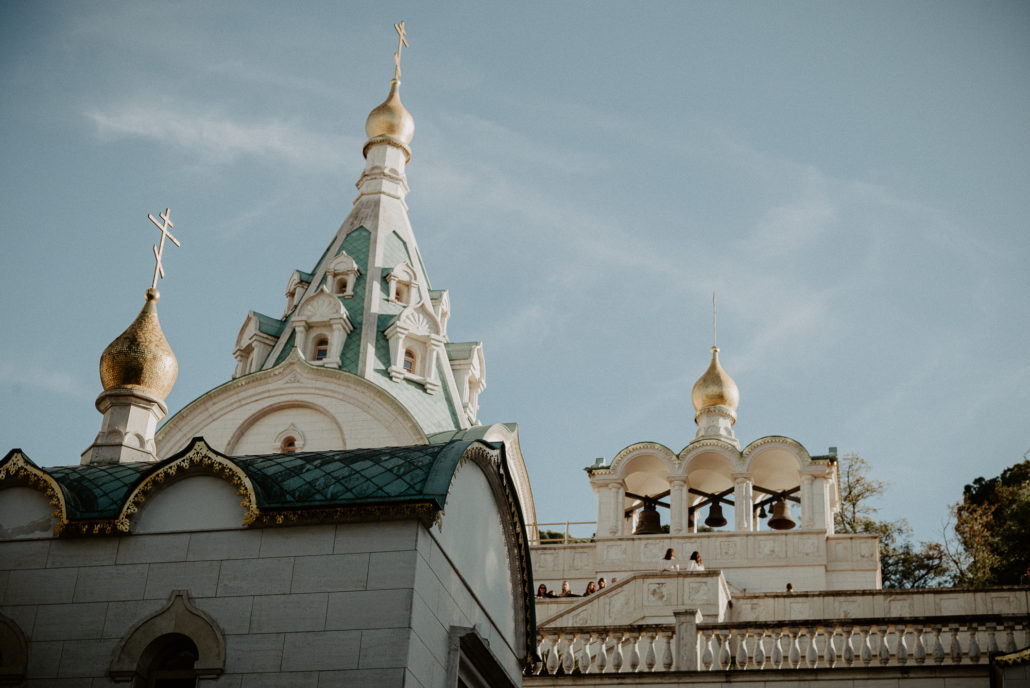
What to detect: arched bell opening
<box><xmin>620</xmin><ymin>454</ymin><xmax>672</xmax><ymax>535</ymax></box>
<box><xmin>749</xmin><ymin>446</ymin><xmax>802</xmax><ymax>531</ymax></box>
<box><xmin>684</xmin><ymin>451</ymin><xmax>734</xmax><ymax>531</ymax></box>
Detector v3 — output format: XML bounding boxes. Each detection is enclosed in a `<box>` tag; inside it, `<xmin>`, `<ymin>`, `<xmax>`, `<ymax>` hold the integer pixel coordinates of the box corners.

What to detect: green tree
<box><xmin>834</xmin><ymin>454</ymin><xmax>949</xmax><ymax>589</ymax></box>
<box><xmin>949</xmin><ymin>455</ymin><xmax>1030</xmax><ymax>586</ymax></box>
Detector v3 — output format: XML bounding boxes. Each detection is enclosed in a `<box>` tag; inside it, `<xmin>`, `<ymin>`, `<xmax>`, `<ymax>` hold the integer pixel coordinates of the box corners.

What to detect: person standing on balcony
<box><xmin>659</xmin><ymin>548</ymin><xmax>680</xmax><ymax>572</ymax></box>
<box><xmin>686</xmin><ymin>550</ymin><xmax>704</xmax><ymax>571</ymax></box>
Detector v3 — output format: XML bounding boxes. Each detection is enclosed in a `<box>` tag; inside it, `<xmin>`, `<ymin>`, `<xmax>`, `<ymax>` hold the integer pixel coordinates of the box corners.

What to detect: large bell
<box><xmin>767</xmin><ymin>500</ymin><xmax>796</xmax><ymax>530</ymax></box>
<box><xmin>704</xmin><ymin>501</ymin><xmax>727</xmax><ymax>528</ymax></box>
<box><xmin>634</xmin><ymin>503</ymin><xmax>663</xmax><ymax>535</ymax></box>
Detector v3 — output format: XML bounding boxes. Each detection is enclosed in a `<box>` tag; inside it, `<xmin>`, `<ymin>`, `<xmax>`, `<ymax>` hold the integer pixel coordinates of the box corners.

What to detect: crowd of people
<box><xmin>536</xmin><ymin>576</ymin><xmax>617</xmax><ymax>598</ymax></box>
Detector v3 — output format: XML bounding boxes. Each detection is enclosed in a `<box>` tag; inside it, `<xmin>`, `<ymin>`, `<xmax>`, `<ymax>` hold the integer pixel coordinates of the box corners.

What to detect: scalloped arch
<box><xmin>0</xmin><ymin>451</ymin><xmax>67</xmax><ymax>534</ymax></box>
<box><xmin>116</xmin><ymin>439</ymin><xmax>258</xmax><ymax>532</ymax></box>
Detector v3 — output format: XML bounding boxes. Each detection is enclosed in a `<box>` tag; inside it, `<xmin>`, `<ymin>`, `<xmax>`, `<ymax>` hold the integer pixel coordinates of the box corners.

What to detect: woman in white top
<box><xmin>658</xmin><ymin>547</ymin><xmax>680</xmax><ymax>572</ymax></box>
<box><xmin>686</xmin><ymin>550</ymin><xmax>704</xmax><ymax>571</ymax></box>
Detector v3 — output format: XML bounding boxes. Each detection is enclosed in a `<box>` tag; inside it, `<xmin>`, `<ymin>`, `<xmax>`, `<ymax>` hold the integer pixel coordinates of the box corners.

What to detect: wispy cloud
<box><xmin>86</xmin><ymin>101</ymin><xmax>357</xmax><ymax>169</ymax></box>
<box><xmin>0</xmin><ymin>363</ymin><xmax>92</xmax><ymax>401</ymax></box>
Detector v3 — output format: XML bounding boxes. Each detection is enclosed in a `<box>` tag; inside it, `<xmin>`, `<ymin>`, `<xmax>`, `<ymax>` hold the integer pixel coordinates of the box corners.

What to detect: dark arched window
<box><xmin>280</xmin><ymin>436</ymin><xmax>297</xmax><ymax>454</ymax></box>
<box><xmin>137</xmin><ymin>633</ymin><xmax>199</xmax><ymax>688</ymax></box>
<box><xmin>313</xmin><ymin>336</ymin><xmax>329</xmax><ymax>361</ymax></box>
<box><xmin>403</xmin><ymin>349</ymin><xmax>416</xmax><ymax>373</ymax></box>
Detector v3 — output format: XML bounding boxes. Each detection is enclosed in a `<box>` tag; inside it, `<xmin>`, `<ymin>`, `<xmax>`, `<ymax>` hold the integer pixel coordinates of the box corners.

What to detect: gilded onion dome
<box><xmin>99</xmin><ymin>288</ymin><xmax>178</xmax><ymax>400</ymax></box>
<box><xmin>365</xmin><ymin>79</ymin><xmax>414</xmax><ymax>146</ymax></box>
<box><xmin>691</xmin><ymin>346</ymin><xmax>739</xmax><ymax>412</ymax></box>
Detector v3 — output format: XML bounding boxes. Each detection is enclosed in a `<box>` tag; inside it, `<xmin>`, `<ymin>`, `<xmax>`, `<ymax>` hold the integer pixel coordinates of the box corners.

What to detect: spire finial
<box><xmin>712</xmin><ymin>291</ymin><xmax>718</xmax><ymax>351</ymax></box>
<box><xmin>392</xmin><ymin>21</ymin><xmax>408</xmax><ymax>83</ymax></box>
<box><xmin>146</xmin><ymin>208</ymin><xmax>181</xmax><ymax>292</ymax></box>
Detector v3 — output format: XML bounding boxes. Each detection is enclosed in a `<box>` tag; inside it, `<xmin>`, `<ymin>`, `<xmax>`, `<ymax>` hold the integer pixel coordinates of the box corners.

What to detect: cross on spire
<box><xmin>393</xmin><ymin>21</ymin><xmax>408</xmax><ymax>82</ymax></box>
<box><xmin>146</xmin><ymin>208</ymin><xmax>181</xmax><ymax>290</ymax></box>
<box><xmin>712</xmin><ymin>292</ymin><xmax>718</xmax><ymax>350</ymax></box>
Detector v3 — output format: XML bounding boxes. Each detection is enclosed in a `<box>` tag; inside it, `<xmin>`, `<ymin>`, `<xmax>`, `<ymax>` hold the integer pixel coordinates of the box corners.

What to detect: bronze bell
<box><xmin>767</xmin><ymin>499</ymin><xmax>796</xmax><ymax>530</ymax></box>
<box><xmin>634</xmin><ymin>503</ymin><xmax>663</xmax><ymax>535</ymax></box>
<box><xmin>704</xmin><ymin>501</ymin><xmax>727</xmax><ymax>528</ymax></box>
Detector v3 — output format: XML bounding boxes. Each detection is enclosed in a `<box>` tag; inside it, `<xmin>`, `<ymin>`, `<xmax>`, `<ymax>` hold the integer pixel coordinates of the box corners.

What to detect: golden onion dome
<box><xmin>365</xmin><ymin>80</ymin><xmax>414</xmax><ymax>145</ymax></box>
<box><xmin>99</xmin><ymin>288</ymin><xmax>178</xmax><ymax>400</ymax></box>
<box><xmin>691</xmin><ymin>346</ymin><xmax>739</xmax><ymax>412</ymax></box>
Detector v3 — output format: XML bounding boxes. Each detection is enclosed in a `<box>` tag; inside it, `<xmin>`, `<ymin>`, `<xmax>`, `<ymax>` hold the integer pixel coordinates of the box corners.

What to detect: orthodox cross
<box><xmin>393</xmin><ymin>21</ymin><xmax>408</xmax><ymax>81</ymax></box>
<box><xmin>147</xmin><ymin>208</ymin><xmax>181</xmax><ymax>289</ymax></box>
<box><xmin>712</xmin><ymin>292</ymin><xmax>718</xmax><ymax>349</ymax></box>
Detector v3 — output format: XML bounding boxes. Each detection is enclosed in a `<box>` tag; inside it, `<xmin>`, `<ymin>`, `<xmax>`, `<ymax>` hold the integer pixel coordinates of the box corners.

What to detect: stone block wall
<box><xmin>0</xmin><ymin>520</ymin><xmax>475</xmax><ymax>687</ymax></box>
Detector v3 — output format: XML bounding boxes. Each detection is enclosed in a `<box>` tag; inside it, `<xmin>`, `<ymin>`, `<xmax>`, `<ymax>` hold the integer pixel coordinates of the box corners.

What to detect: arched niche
<box><xmin>226</xmin><ymin>401</ymin><xmax>345</xmax><ymax>455</ymax></box>
<box><xmin>0</xmin><ymin>611</ymin><xmax>28</xmax><ymax>684</ymax></box>
<box><xmin>110</xmin><ymin>590</ymin><xmax>224</xmax><ymax>684</ymax></box>
<box><xmin>0</xmin><ymin>486</ymin><xmax>57</xmax><ymax>539</ymax></box>
<box><xmin>133</xmin><ymin>476</ymin><xmax>249</xmax><ymax>534</ymax></box>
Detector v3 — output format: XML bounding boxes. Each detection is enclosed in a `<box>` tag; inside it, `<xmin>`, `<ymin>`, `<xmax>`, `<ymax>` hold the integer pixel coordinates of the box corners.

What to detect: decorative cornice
<box><xmin>608</xmin><ymin>442</ymin><xmax>678</xmax><ymax>475</ymax></box>
<box><xmin>0</xmin><ymin>452</ymin><xmax>67</xmax><ymax>534</ymax></box>
<box><xmin>741</xmin><ymin>435</ymin><xmax>811</xmax><ymax>461</ymax></box>
<box><xmin>362</xmin><ymin>135</ymin><xmax>411</xmax><ymax>162</ymax></box>
<box><xmin>116</xmin><ymin>440</ymin><xmax>258</xmax><ymax>532</ymax></box>
<box><xmin>678</xmin><ymin>438</ymin><xmax>741</xmax><ymax>459</ymax></box>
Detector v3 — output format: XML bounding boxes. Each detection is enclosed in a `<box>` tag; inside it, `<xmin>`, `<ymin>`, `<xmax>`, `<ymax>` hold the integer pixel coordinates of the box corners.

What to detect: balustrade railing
<box><xmin>529</xmin><ymin>615</ymin><xmax>1028</xmax><ymax>675</ymax></box>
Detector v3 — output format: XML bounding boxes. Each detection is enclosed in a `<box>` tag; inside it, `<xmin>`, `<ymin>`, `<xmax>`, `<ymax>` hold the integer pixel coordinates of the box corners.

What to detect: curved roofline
<box><xmin>156</xmin><ymin>348</ymin><xmax>428</xmax><ymax>453</ymax></box>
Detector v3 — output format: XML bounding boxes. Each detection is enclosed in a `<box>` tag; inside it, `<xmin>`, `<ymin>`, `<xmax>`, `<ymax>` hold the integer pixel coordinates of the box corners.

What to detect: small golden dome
<box><xmin>691</xmin><ymin>346</ymin><xmax>739</xmax><ymax>412</ymax></box>
<box><xmin>99</xmin><ymin>288</ymin><xmax>178</xmax><ymax>400</ymax></box>
<box><xmin>365</xmin><ymin>80</ymin><xmax>414</xmax><ymax>145</ymax></box>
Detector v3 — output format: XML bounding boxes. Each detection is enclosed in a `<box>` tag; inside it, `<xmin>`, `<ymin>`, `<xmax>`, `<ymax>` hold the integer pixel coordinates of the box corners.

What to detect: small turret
<box><xmin>83</xmin><ymin>209</ymin><xmax>181</xmax><ymax>464</ymax></box>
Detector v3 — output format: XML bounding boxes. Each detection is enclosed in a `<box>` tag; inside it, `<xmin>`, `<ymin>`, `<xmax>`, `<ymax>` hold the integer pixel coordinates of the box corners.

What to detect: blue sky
<box><xmin>2</xmin><ymin>2</ymin><xmax>1028</xmax><ymax>545</ymax></box>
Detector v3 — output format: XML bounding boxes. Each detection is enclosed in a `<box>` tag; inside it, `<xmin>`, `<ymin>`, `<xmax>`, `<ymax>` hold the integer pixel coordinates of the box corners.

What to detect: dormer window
<box><xmin>386</xmin><ymin>261</ymin><xmax>419</xmax><ymax>306</ymax></box>
<box><xmin>313</xmin><ymin>336</ymin><xmax>329</xmax><ymax>361</ymax></box>
<box><xmin>326</xmin><ymin>251</ymin><xmax>360</xmax><ymax>299</ymax></box>
<box><xmin>403</xmin><ymin>349</ymin><xmax>416</xmax><ymax>373</ymax></box>
<box><xmin>395</xmin><ymin>283</ymin><xmax>411</xmax><ymax>305</ymax></box>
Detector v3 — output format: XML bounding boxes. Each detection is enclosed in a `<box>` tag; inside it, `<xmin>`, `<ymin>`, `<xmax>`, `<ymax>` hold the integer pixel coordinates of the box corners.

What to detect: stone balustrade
<box><xmin>529</xmin><ymin>614</ymin><xmax>1028</xmax><ymax>675</ymax></box>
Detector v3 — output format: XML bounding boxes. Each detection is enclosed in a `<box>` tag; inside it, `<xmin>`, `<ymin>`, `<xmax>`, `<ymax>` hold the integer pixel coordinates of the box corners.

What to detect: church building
<box><xmin>0</xmin><ymin>28</ymin><xmax>535</xmax><ymax>688</ymax></box>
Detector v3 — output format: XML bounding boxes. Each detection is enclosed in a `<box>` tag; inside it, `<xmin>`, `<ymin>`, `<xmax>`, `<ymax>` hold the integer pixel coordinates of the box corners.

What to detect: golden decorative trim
<box><xmin>0</xmin><ymin>452</ymin><xmax>68</xmax><ymax>535</ymax></box>
<box><xmin>252</xmin><ymin>501</ymin><xmax>438</xmax><ymax>528</ymax></box>
<box><xmin>116</xmin><ymin>440</ymin><xmax>259</xmax><ymax>532</ymax></box>
<box><xmin>995</xmin><ymin>645</ymin><xmax>1030</xmax><ymax>666</ymax></box>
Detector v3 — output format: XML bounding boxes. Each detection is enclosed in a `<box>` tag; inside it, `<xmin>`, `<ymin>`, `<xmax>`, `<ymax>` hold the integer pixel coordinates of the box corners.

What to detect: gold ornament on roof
<box><xmin>691</xmin><ymin>294</ymin><xmax>740</xmax><ymax>411</ymax></box>
<box><xmin>98</xmin><ymin>209</ymin><xmax>181</xmax><ymax>400</ymax></box>
<box><xmin>365</xmin><ymin>21</ymin><xmax>415</xmax><ymax>147</ymax></box>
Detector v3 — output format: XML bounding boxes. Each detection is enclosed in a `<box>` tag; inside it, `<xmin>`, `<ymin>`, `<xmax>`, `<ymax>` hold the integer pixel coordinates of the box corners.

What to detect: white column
<box><xmin>669</xmin><ymin>479</ymin><xmax>686</xmax><ymax>534</ymax></box>
<box><xmin>610</xmin><ymin>483</ymin><xmax>625</xmax><ymax>536</ymax></box>
<box><xmin>800</xmin><ymin>474</ymin><xmax>815</xmax><ymax>529</ymax></box>
<box><xmin>733</xmin><ymin>475</ymin><xmax>753</xmax><ymax>531</ymax></box>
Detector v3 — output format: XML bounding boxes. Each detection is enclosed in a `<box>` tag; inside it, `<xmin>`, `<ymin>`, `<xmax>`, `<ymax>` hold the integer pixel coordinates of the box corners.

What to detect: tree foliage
<box><xmin>949</xmin><ymin>456</ymin><xmax>1030</xmax><ymax>586</ymax></box>
<box><xmin>834</xmin><ymin>454</ymin><xmax>949</xmax><ymax>589</ymax></box>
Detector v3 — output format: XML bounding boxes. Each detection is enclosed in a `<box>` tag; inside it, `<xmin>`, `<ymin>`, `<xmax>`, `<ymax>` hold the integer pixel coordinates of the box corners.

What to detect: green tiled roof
<box><xmin>1</xmin><ymin>439</ymin><xmax>500</xmax><ymax>521</ymax></box>
<box><xmin>232</xmin><ymin>441</ymin><xmax>484</xmax><ymax>510</ymax></box>
<box><xmin>337</xmin><ymin>227</ymin><xmax>371</xmax><ymax>374</ymax></box>
<box><xmin>252</xmin><ymin>311</ymin><xmax>285</xmax><ymax>338</ymax></box>
<box><xmin>47</xmin><ymin>462</ymin><xmax>154</xmax><ymax>520</ymax></box>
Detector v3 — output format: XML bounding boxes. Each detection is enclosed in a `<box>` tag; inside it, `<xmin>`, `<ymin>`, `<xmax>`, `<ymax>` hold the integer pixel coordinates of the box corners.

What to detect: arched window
<box><xmin>313</xmin><ymin>336</ymin><xmax>329</xmax><ymax>361</ymax></box>
<box><xmin>137</xmin><ymin>633</ymin><xmax>200</xmax><ymax>687</ymax></box>
<box><xmin>335</xmin><ymin>278</ymin><xmax>348</xmax><ymax>295</ymax></box>
<box><xmin>280</xmin><ymin>436</ymin><xmax>297</xmax><ymax>454</ymax></box>
<box><xmin>403</xmin><ymin>349</ymin><xmax>416</xmax><ymax>373</ymax></box>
